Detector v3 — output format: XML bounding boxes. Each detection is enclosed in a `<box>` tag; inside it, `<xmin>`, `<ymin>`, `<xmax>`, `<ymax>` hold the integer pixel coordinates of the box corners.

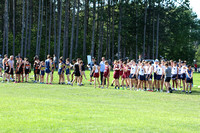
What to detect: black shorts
<box><xmin>178</xmin><ymin>74</ymin><xmax>182</xmax><ymax>79</ymax></box>
<box><xmin>186</xmin><ymin>78</ymin><xmax>192</xmax><ymax>83</ymax></box>
<box><xmin>171</xmin><ymin>74</ymin><xmax>177</xmax><ymax>80</ymax></box>
<box><xmin>25</xmin><ymin>69</ymin><xmax>29</xmax><ymax>74</ymax></box>
<box><xmin>5</xmin><ymin>69</ymin><xmax>9</xmax><ymax>73</ymax></box>
<box><xmin>34</xmin><ymin>69</ymin><xmax>40</xmax><ymax>74</ymax></box>
<box><xmin>9</xmin><ymin>68</ymin><xmax>14</xmax><ymax>75</ymax></box>
<box><xmin>16</xmin><ymin>70</ymin><xmax>20</xmax><ymax>74</ymax></box>
<box><xmin>154</xmin><ymin>73</ymin><xmax>157</xmax><ymax>80</ymax></box>
<box><xmin>19</xmin><ymin>68</ymin><xmax>23</xmax><ymax>74</ymax></box>
<box><xmin>129</xmin><ymin>74</ymin><xmax>136</xmax><ymax>79</ymax></box>
<box><xmin>165</xmin><ymin>77</ymin><xmax>171</xmax><ymax>82</ymax></box>
<box><xmin>75</xmin><ymin>71</ymin><xmax>81</xmax><ymax>77</ymax></box>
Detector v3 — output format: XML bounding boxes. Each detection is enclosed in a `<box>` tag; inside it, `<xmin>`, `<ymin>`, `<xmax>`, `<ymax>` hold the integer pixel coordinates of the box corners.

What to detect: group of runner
<box><xmin>0</xmin><ymin>54</ymin><xmax>194</xmax><ymax>94</ymax></box>
<box><xmin>110</xmin><ymin>59</ymin><xmax>193</xmax><ymax>94</ymax></box>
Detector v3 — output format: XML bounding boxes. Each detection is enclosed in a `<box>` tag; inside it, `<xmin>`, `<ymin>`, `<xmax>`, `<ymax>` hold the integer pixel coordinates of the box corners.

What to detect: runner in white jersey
<box><xmin>177</xmin><ymin>63</ymin><xmax>182</xmax><ymax>90</ymax></box>
<box><xmin>181</xmin><ymin>61</ymin><xmax>187</xmax><ymax>92</ymax></box>
<box><xmin>171</xmin><ymin>61</ymin><xmax>178</xmax><ymax>90</ymax></box>
<box><xmin>137</xmin><ymin>63</ymin><xmax>146</xmax><ymax>91</ymax></box>
<box><xmin>8</xmin><ymin>55</ymin><xmax>14</xmax><ymax>81</ymax></box>
<box><xmin>146</xmin><ymin>62</ymin><xmax>153</xmax><ymax>91</ymax></box>
<box><xmin>161</xmin><ymin>60</ymin><xmax>166</xmax><ymax>91</ymax></box>
<box><xmin>144</xmin><ymin>61</ymin><xmax>149</xmax><ymax>91</ymax></box>
<box><xmin>153</xmin><ymin>59</ymin><xmax>159</xmax><ymax>90</ymax></box>
<box><xmin>156</xmin><ymin>62</ymin><xmax>164</xmax><ymax>92</ymax></box>
<box><xmin>92</xmin><ymin>61</ymin><xmax>100</xmax><ymax>88</ymax></box>
<box><xmin>129</xmin><ymin>60</ymin><xmax>137</xmax><ymax>90</ymax></box>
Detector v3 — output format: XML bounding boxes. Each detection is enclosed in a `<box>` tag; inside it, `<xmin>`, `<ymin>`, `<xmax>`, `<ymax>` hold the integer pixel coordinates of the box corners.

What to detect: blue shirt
<box><xmin>186</xmin><ymin>69</ymin><xmax>192</xmax><ymax>79</ymax></box>
<box><xmin>100</xmin><ymin>61</ymin><xmax>105</xmax><ymax>72</ymax></box>
<box><xmin>45</xmin><ymin>59</ymin><xmax>50</xmax><ymax>69</ymax></box>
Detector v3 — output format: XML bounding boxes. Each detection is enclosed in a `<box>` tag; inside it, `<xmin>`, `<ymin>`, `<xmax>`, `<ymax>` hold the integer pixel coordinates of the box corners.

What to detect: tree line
<box><xmin>0</xmin><ymin>0</ymin><xmax>200</xmax><ymax>64</ymax></box>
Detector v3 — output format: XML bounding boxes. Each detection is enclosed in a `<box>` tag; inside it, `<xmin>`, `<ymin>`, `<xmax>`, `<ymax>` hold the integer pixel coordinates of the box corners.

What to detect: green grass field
<box><xmin>0</xmin><ymin>71</ymin><xmax>200</xmax><ymax>133</ymax></box>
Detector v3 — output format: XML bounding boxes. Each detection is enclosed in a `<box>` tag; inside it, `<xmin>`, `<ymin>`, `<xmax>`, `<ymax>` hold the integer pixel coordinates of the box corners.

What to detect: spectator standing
<box><xmin>100</xmin><ymin>57</ymin><xmax>105</xmax><ymax>85</ymax></box>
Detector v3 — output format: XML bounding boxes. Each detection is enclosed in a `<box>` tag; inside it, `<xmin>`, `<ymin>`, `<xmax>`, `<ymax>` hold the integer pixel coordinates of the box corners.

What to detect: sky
<box><xmin>190</xmin><ymin>0</ymin><xmax>200</xmax><ymax>18</ymax></box>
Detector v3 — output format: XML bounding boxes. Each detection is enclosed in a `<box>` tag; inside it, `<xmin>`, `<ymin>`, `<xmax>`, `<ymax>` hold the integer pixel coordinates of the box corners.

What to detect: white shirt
<box><xmin>94</xmin><ymin>65</ymin><xmax>98</xmax><ymax>73</ymax></box>
<box><xmin>154</xmin><ymin>64</ymin><xmax>158</xmax><ymax>72</ymax></box>
<box><xmin>162</xmin><ymin>65</ymin><xmax>166</xmax><ymax>72</ymax></box>
<box><xmin>8</xmin><ymin>59</ymin><xmax>14</xmax><ymax>68</ymax></box>
<box><xmin>157</xmin><ymin>66</ymin><xmax>163</xmax><ymax>75</ymax></box>
<box><xmin>139</xmin><ymin>67</ymin><xmax>145</xmax><ymax>75</ymax></box>
<box><xmin>147</xmin><ymin>66</ymin><xmax>152</xmax><ymax>74</ymax></box>
<box><xmin>130</xmin><ymin>65</ymin><xmax>137</xmax><ymax>74</ymax></box>
<box><xmin>144</xmin><ymin>66</ymin><xmax>148</xmax><ymax>74</ymax></box>
<box><xmin>172</xmin><ymin>66</ymin><xmax>178</xmax><ymax>75</ymax></box>
<box><xmin>181</xmin><ymin>66</ymin><xmax>187</xmax><ymax>74</ymax></box>
<box><xmin>178</xmin><ymin>67</ymin><xmax>182</xmax><ymax>74</ymax></box>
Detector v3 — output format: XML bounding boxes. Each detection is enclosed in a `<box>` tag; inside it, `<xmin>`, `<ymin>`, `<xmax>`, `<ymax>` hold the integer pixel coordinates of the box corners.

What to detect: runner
<box><xmin>4</xmin><ymin>58</ymin><xmax>10</xmax><ymax>83</ymax></box>
<box><xmin>50</xmin><ymin>57</ymin><xmax>55</xmax><ymax>84</ymax></box>
<box><xmin>45</xmin><ymin>55</ymin><xmax>52</xmax><ymax>84</ymax></box>
<box><xmin>165</xmin><ymin>63</ymin><xmax>171</xmax><ymax>93</ymax></box>
<box><xmin>24</xmin><ymin>58</ymin><xmax>31</xmax><ymax>82</ymax></box>
<box><xmin>129</xmin><ymin>60</ymin><xmax>137</xmax><ymax>90</ymax></box>
<box><xmin>87</xmin><ymin>57</ymin><xmax>95</xmax><ymax>85</ymax></box>
<box><xmin>0</xmin><ymin>54</ymin><xmax>2</xmax><ymax>77</ymax></box>
<box><xmin>146</xmin><ymin>62</ymin><xmax>153</xmax><ymax>91</ymax></box>
<box><xmin>113</xmin><ymin>60</ymin><xmax>120</xmax><ymax>89</ymax></box>
<box><xmin>156</xmin><ymin>62</ymin><xmax>164</xmax><ymax>92</ymax></box>
<box><xmin>2</xmin><ymin>54</ymin><xmax>8</xmax><ymax>82</ymax></box>
<box><xmin>92</xmin><ymin>61</ymin><xmax>100</xmax><ymax>88</ymax></box>
<box><xmin>19</xmin><ymin>57</ymin><xmax>25</xmax><ymax>82</ymax></box>
<box><xmin>8</xmin><ymin>55</ymin><xmax>14</xmax><ymax>81</ymax></box>
<box><xmin>102</xmin><ymin>61</ymin><xmax>111</xmax><ymax>89</ymax></box>
<box><xmin>137</xmin><ymin>63</ymin><xmax>146</xmax><ymax>91</ymax></box>
<box><xmin>181</xmin><ymin>61</ymin><xmax>187</xmax><ymax>92</ymax></box>
<box><xmin>33</xmin><ymin>56</ymin><xmax>40</xmax><ymax>83</ymax></box>
<box><xmin>161</xmin><ymin>60</ymin><xmax>166</xmax><ymax>91</ymax></box>
<box><xmin>65</xmin><ymin>58</ymin><xmax>72</xmax><ymax>85</ymax></box>
<box><xmin>15</xmin><ymin>56</ymin><xmax>20</xmax><ymax>83</ymax></box>
<box><xmin>40</xmin><ymin>61</ymin><xmax>45</xmax><ymax>84</ymax></box>
<box><xmin>121</xmin><ymin>61</ymin><xmax>129</xmax><ymax>90</ymax></box>
<box><xmin>186</xmin><ymin>65</ymin><xmax>193</xmax><ymax>94</ymax></box>
<box><xmin>144</xmin><ymin>61</ymin><xmax>149</xmax><ymax>91</ymax></box>
<box><xmin>171</xmin><ymin>61</ymin><xmax>178</xmax><ymax>91</ymax></box>
<box><xmin>152</xmin><ymin>59</ymin><xmax>159</xmax><ymax>90</ymax></box>
<box><xmin>71</xmin><ymin>59</ymin><xmax>82</xmax><ymax>86</ymax></box>
<box><xmin>58</xmin><ymin>58</ymin><xmax>64</xmax><ymax>84</ymax></box>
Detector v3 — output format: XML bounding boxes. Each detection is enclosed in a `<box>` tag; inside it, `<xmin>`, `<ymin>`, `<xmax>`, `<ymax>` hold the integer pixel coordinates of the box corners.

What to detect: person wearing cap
<box><xmin>0</xmin><ymin>54</ymin><xmax>3</xmax><ymax>77</ymax></box>
<box><xmin>152</xmin><ymin>59</ymin><xmax>159</xmax><ymax>91</ymax></box>
<box><xmin>87</xmin><ymin>57</ymin><xmax>95</xmax><ymax>85</ymax></box>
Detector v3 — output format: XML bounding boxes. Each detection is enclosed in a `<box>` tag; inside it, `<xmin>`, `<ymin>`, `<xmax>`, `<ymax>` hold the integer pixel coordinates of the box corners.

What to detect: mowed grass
<box><xmin>0</xmin><ymin>71</ymin><xmax>200</xmax><ymax>133</ymax></box>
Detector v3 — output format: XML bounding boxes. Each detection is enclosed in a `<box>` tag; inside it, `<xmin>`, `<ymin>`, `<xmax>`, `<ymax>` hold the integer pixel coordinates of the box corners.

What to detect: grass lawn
<box><xmin>0</xmin><ymin>71</ymin><xmax>200</xmax><ymax>132</ymax></box>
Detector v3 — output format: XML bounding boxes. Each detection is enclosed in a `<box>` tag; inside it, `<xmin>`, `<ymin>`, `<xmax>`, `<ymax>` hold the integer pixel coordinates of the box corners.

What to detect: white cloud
<box><xmin>190</xmin><ymin>0</ymin><xmax>200</xmax><ymax>18</ymax></box>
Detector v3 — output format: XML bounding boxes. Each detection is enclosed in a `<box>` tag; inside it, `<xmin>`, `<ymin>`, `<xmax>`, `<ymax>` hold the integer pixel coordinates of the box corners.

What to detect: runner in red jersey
<box><xmin>113</xmin><ymin>60</ymin><xmax>120</xmax><ymax>89</ymax></box>
<box><xmin>119</xmin><ymin>59</ymin><xmax>123</xmax><ymax>77</ymax></box>
<box><xmin>102</xmin><ymin>61</ymin><xmax>111</xmax><ymax>89</ymax></box>
<box><xmin>121</xmin><ymin>61</ymin><xmax>129</xmax><ymax>89</ymax></box>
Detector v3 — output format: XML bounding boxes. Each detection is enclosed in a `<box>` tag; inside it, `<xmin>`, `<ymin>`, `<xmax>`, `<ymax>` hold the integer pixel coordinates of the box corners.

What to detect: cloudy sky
<box><xmin>190</xmin><ymin>0</ymin><xmax>200</xmax><ymax>18</ymax></box>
